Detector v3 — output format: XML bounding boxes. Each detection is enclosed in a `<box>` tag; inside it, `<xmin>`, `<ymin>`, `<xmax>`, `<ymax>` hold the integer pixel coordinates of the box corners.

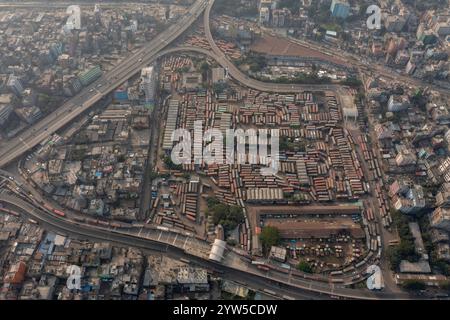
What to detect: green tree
<box><xmin>402</xmin><ymin>280</ymin><xmax>426</xmax><ymax>291</ymax></box>
<box><xmin>439</xmin><ymin>281</ymin><xmax>450</xmax><ymax>292</ymax></box>
<box><xmin>163</xmin><ymin>155</ymin><xmax>182</xmax><ymax>171</ymax></box>
<box><xmin>297</xmin><ymin>260</ymin><xmax>313</xmax><ymax>273</ymax></box>
<box><xmin>340</xmin><ymin>77</ymin><xmax>363</xmax><ymax>88</ymax></box>
<box><xmin>260</xmin><ymin>226</ymin><xmax>281</xmax><ymax>252</ymax></box>
<box><xmin>200</xmin><ymin>62</ymin><xmax>209</xmax><ymax>73</ymax></box>
<box><xmin>209</xmin><ymin>203</ymin><xmax>244</xmax><ymax>235</ymax></box>
<box><xmin>206</xmin><ymin>197</ymin><xmax>220</xmax><ymax>208</ymax></box>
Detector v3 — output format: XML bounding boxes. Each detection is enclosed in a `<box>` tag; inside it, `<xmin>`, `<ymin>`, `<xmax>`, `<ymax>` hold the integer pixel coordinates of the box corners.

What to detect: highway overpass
<box><xmin>0</xmin><ymin>0</ymin><xmax>209</xmax><ymax>168</ymax></box>
<box><xmin>0</xmin><ymin>191</ymin><xmax>412</xmax><ymax>300</ymax></box>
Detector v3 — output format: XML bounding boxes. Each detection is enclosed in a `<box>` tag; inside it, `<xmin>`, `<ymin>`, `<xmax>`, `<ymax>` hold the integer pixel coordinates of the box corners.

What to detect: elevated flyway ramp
<box><xmin>0</xmin><ymin>0</ymin><xmax>209</xmax><ymax>168</ymax></box>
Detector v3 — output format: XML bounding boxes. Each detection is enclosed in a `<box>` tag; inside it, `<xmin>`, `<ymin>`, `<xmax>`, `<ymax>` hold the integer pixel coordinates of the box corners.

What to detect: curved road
<box><xmin>203</xmin><ymin>0</ymin><xmax>339</xmax><ymax>94</ymax></box>
<box><xmin>0</xmin><ymin>0</ymin><xmax>344</xmax><ymax>168</ymax></box>
<box><xmin>0</xmin><ymin>192</ymin><xmax>413</xmax><ymax>300</ymax></box>
<box><xmin>0</xmin><ymin>0</ymin><xmax>210</xmax><ymax>168</ymax></box>
<box><xmin>0</xmin><ymin>0</ymin><xmax>413</xmax><ymax>300</ymax></box>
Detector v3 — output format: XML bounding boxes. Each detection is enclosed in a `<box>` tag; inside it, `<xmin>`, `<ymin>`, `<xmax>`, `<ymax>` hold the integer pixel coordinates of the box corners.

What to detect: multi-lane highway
<box><xmin>0</xmin><ymin>197</ymin><xmax>322</xmax><ymax>300</ymax></box>
<box><xmin>0</xmin><ymin>0</ymin><xmax>419</xmax><ymax>300</ymax></box>
<box><xmin>0</xmin><ymin>189</ymin><xmax>413</xmax><ymax>300</ymax></box>
<box><xmin>203</xmin><ymin>0</ymin><xmax>340</xmax><ymax>94</ymax></box>
<box><xmin>0</xmin><ymin>0</ymin><xmax>343</xmax><ymax>168</ymax></box>
<box><xmin>2</xmin><ymin>170</ymin><xmax>411</xmax><ymax>300</ymax></box>
<box><xmin>0</xmin><ymin>0</ymin><xmax>210</xmax><ymax>168</ymax></box>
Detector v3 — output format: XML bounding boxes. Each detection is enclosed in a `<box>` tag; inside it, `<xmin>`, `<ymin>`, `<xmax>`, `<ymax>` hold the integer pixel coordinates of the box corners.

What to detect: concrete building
<box><xmin>330</xmin><ymin>0</ymin><xmax>350</xmax><ymax>19</ymax></box>
<box><xmin>0</xmin><ymin>104</ymin><xmax>12</xmax><ymax>126</ymax></box>
<box><xmin>7</xmin><ymin>74</ymin><xmax>24</xmax><ymax>96</ymax></box>
<box><xmin>4</xmin><ymin>261</ymin><xmax>26</xmax><ymax>284</ymax></box>
<box><xmin>436</xmin><ymin>184</ymin><xmax>450</xmax><ymax>207</ymax></box>
<box><xmin>437</xmin><ymin>157</ymin><xmax>450</xmax><ymax>183</ymax></box>
<box><xmin>389</xmin><ymin>179</ymin><xmax>413</xmax><ymax>196</ymax></box>
<box><xmin>259</xmin><ymin>0</ymin><xmax>273</xmax><ymax>11</ymax></box>
<box><xmin>395</xmin><ymin>50</ymin><xmax>410</xmax><ymax>66</ymax></box>
<box><xmin>431</xmin><ymin>207</ymin><xmax>450</xmax><ymax>232</ymax></box>
<box><xmin>375</xmin><ymin>123</ymin><xmax>393</xmax><ymax>140</ymax></box>
<box><xmin>65</xmin><ymin>5</ymin><xmax>81</xmax><ymax>30</ymax></box>
<box><xmin>212</xmin><ymin>67</ymin><xmax>226</xmax><ymax>84</ymax></box>
<box><xmin>269</xmin><ymin>246</ymin><xmax>287</xmax><ymax>262</ymax></box>
<box><xmin>392</xmin><ymin>185</ymin><xmax>425</xmax><ymax>214</ymax></box>
<box><xmin>366</xmin><ymin>265</ymin><xmax>384</xmax><ymax>290</ymax></box>
<box><xmin>182</xmin><ymin>72</ymin><xmax>202</xmax><ymax>91</ymax></box>
<box><xmin>271</xmin><ymin>8</ymin><xmax>289</xmax><ymax>27</ymax></box>
<box><xmin>176</xmin><ymin>267</ymin><xmax>209</xmax><ymax>292</ymax></box>
<box><xmin>385</xmin><ymin>15</ymin><xmax>407</xmax><ymax>33</ymax></box>
<box><xmin>432</xmin><ymin>16</ymin><xmax>450</xmax><ymax>37</ymax></box>
<box><xmin>15</xmin><ymin>106</ymin><xmax>42</xmax><ymax>124</ymax></box>
<box><xmin>259</xmin><ymin>7</ymin><xmax>270</xmax><ymax>25</ymax></box>
<box><xmin>395</xmin><ymin>146</ymin><xmax>417</xmax><ymax>167</ymax></box>
<box><xmin>140</xmin><ymin>66</ymin><xmax>156</xmax><ymax>107</ymax></box>
<box><xmin>0</xmin><ymin>94</ymin><xmax>13</xmax><ymax>126</ymax></box>
<box><xmin>388</xmin><ymin>94</ymin><xmax>410</xmax><ymax>112</ymax></box>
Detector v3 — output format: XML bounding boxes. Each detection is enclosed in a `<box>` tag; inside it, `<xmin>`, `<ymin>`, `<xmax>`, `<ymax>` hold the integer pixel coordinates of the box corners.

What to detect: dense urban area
<box><xmin>0</xmin><ymin>0</ymin><xmax>450</xmax><ymax>301</ymax></box>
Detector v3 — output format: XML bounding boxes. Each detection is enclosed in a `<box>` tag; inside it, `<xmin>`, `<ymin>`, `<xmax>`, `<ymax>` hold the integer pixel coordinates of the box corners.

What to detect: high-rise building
<box><xmin>259</xmin><ymin>0</ymin><xmax>273</xmax><ymax>11</ymax></box>
<box><xmin>0</xmin><ymin>104</ymin><xmax>13</xmax><ymax>126</ymax></box>
<box><xmin>388</xmin><ymin>94</ymin><xmax>410</xmax><ymax>112</ymax></box>
<box><xmin>3</xmin><ymin>261</ymin><xmax>26</xmax><ymax>284</ymax></box>
<box><xmin>49</xmin><ymin>42</ymin><xmax>64</xmax><ymax>60</ymax></box>
<box><xmin>259</xmin><ymin>7</ymin><xmax>270</xmax><ymax>25</ymax></box>
<box><xmin>395</xmin><ymin>148</ymin><xmax>417</xmax><ymax>167</ymax></box>
<box><xmin>66</xmin><ymin>5</ymin><xmax>81</xmax><ymax>30</ymax></box>
<box><xmin>63</xmin><ymin>75</ymin><xmax>82</xmax><ymax>96</ymax></box>
<box><xmin>7</xmin><ymin>74</ymin><xmax>24</xmax><ymax>96</ymax></box>
<box><xmin>436</xmin><ymin>184</ymin><xmax>450</xmax><ymax>208</ymax></box>
<box><xmin>15</xmin><ymin>106</ymin><xmax>42</xmax><ymax>124</ymax></box>
<box><xmin>330</xmin><ymin>0</ymin><xmax>350</xmax><ymax>19</ymax></box>
<box><xmin>140</xmin><ymin>66</ymin><xmax>156</xmax><ymax>108</ymax></box>
<box><xmin>395</xmin><ymin>50</ymin><xmax>410</xmax><ymax>66</ymax></box>
<box><xmin>385</xmin><ymin>15</ymin><xmax>406</xmax><ymax>33</ymax></box>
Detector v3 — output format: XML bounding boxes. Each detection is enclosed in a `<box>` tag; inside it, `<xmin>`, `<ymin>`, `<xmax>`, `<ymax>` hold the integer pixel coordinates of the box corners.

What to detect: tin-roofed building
<box><xmin>78</xmin><ymin>65</ymin><xmax>102</xmax><ymax>87</ymax></box>
<box><xmin>162</xmin><ymin>100</ymin><xmax>180</xmax><ymax>153</ymax></box>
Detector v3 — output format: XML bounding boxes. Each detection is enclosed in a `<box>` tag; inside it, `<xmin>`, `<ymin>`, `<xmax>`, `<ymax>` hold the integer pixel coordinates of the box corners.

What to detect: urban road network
<box><xmin>0</xmin><ymin>0</ymin><xmax>418</xmax><ymax>300</ymax></box>
<box><xmin>0</xmin><ymin>170</ymin><xmax>409</xmax><ymax>300</ymax></box>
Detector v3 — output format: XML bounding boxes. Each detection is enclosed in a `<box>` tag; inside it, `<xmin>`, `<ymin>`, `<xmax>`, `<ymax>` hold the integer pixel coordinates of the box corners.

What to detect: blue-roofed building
<box><xmin>39</xmin><ymin>233</ymin><xmax>56</xmax><ymax>255</ymax></box>
<box><xmin>114</xmin><ymin>90</ymin><xmax>128</xmax><ymax>101</ymax></box>
<box><xmin>330</xmin><ymin>0</ymin><xmax>350</xmax><ymax>19</ymax></box>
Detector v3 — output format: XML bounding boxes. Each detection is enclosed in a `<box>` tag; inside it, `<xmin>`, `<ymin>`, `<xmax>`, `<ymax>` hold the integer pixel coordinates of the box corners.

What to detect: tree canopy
<box><xmin>208</xmin><ymin>200</ymin><xmax>244</xmax><ymax>235</ymax></box>
<box><xmin>402</xmin><ymin>280</ymin><xmax>426</xmax><ymax>291</ymax></box>
<box><xmin>259</xmin><ymin>226</ymin><xmax>281</xmax><ymax>252</ymax></box>
<box><xmin>297</xmin><ymin>260</ymin><xmax>313</xmax><ymax>273</ymax></box>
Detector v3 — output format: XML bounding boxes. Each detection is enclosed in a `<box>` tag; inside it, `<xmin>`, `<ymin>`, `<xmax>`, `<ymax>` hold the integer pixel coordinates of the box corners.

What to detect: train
<box><xmin>41</xmin><ymin>203</ymin><xmax>66</xmax><ymax>217</ymax></box>
<box><xmin>0</xmin><ymin>206</ymin><xmax>20</xmax><ymax>217</ymax></box>
<box><xmin>257</xmin><ymin>265</ymin><xmax>270</xmax><ymax>271</ymax></box>
<box><xmin>53</xmin><ymin>209</ymin><xmax>65</xmax><ymax>217</ymax></box>
<box><xmin>73</xmin><ymin>216</ymin><xmax>133</xmax><ymax>229</ymax></box>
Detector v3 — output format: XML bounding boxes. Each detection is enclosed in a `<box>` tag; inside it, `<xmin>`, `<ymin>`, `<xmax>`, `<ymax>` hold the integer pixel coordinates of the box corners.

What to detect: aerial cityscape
<box><xmin>0</xmin><ymin>0</ymin><xmax>450</xmax><ymax>304</ymax></box>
